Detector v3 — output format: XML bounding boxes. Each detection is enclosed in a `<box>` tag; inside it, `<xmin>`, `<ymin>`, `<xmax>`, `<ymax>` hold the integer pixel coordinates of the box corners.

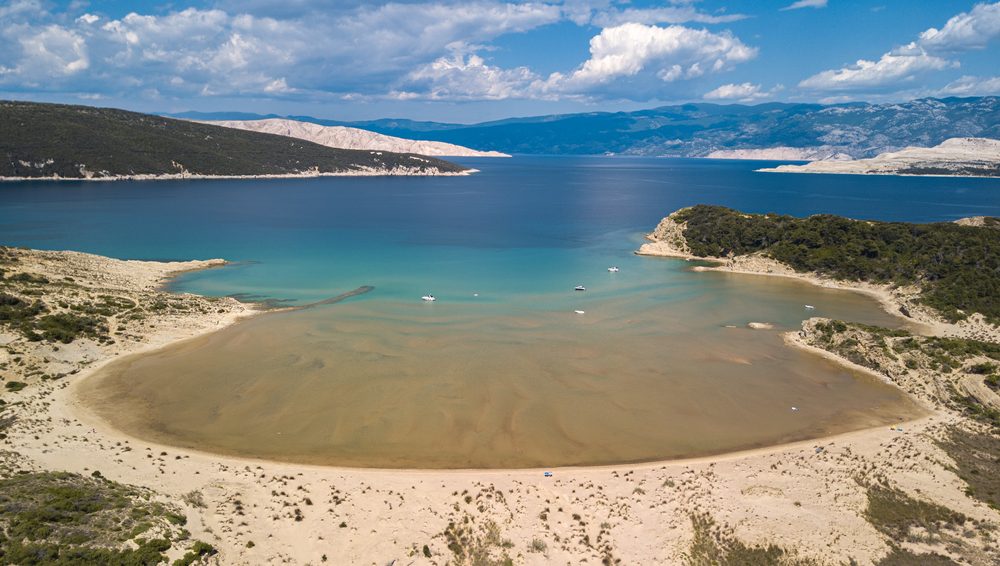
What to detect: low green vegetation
<box><xmin>29</xmin><ymin>313</ymin><xmax>107</xmax><ymax>344</ymax></box>
<box><xmin>673</xmin><ymin>205</ymin><xmax>1000</xmax><ymax>322</ymax></box>
<box><xmin>171</xmin><ymin>541</ymin><xmax>217</xmax><ymax>566</ymax></box>
<box><xmin>808</xmin><ymin>320</ymin><xmax>1000</xmax><ymax>427</ymax></box>
<box><xmin>862</xmin><ymin>482</ymin><xmax>971</xmax><ymax>565</ymax></box>
<box><xmin>442</xmin><ymin>515</ymin><xmax>513</xmax><ymax>566</ymax></box>
<box><xmin>0</xmin><ymin>292</ymin><xmax>46</xmax><ymax>326</ymax></box>
<box><xmin>0</xmin><ymin>471</ymin><xmax>212</xmax><ymax>565</ymax></box>
<box><xmin>0</xmin><ymin>100</ymin><xmax>465</xmax><ymax>179</ymax></box>
<box><xmin>937</xmin><ymin>428</ymin><xmax>1000</xmax><ymax>511</ymax></box>
<box><xmin>864</xmin><ymin>484</ymin><xmax>967</xmax><ymax>542</ymax></box>
<box><xmin>898</xmin><ymin>165</ymin><xmax>1000</xmax><ymax>177</ymax></box>
<box><xmin>0</xmin><ymin>292</ymin><xmax>108</xmax><ymax>344</ymax></box>
<box><xmin>685</xmin><ymin>513</ymin><xmax>816</xmax><ymax>566</ymax></box>
<box><xmin>875</xmin><ymin>547</ymin><xmax>958</xmax><ymax>566</ymax></box>
<box><xmin>812</xmin><ymin>321</ymin><xmax>1000</xmax><ymax>368</ymax></box>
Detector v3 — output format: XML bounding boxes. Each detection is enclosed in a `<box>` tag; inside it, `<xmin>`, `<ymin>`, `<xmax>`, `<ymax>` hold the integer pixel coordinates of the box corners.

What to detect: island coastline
<box><xmin>635</xmin><ymin>211</ymin><xmax>1000</xmax><ymax>344</ymax></box>
<box><xmin>0</xmin><ymin>167</ymin><xmax>478</xmax><ymax>183</ymax></box>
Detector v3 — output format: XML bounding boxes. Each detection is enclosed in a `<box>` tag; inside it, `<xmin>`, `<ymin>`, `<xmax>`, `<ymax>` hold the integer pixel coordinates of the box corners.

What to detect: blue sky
<box><xmin>1</xmin><ymin>0</ymin><xmax>999</xmax><ymax>122</ymax></box>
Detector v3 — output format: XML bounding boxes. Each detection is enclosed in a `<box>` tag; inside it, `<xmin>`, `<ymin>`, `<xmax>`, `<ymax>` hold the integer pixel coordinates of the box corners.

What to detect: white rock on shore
<box><xmin>757</xmin><ymin>137</ymin><xmax>1000</xmax><ymax>177</ymax></box>
<box><xmin>706</xmin><ymin>146</ymin><xmax>852</xmax><ymax>161</ymax></box>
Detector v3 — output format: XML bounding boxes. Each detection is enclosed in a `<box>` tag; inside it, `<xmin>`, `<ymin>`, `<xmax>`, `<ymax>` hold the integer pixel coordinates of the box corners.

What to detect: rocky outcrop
<box><xmin>954</xmin><ymin>216</ymin><xmax>1000</xmax><ymax>229</ymax></box>
<box><xmin>634</xmin><ymin>210</ymin><xmax>694</xmax><ymax>258</ymax></box>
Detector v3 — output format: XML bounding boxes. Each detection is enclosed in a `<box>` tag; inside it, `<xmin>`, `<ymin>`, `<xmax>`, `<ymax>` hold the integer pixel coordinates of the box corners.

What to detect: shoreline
<box><xmin>0</xmin><ymin>167</ymin><xmax>477</xmax><ymax>183</ymax></box>
<box><xmin>4</xmin><ymin>246</ymin><xmax>998</xmax><ymax>564</ymax></box>
<box><xmin>755</xmin><ymin>167</ymin><xmax>1000</xmax><ymax>179</ymax></box>
<box><xmin>635</xmin><ymin>235</ymin><xmax>999</xmax><ymax>343</ymax></box>
<box><xmin>68</xmin><ymin>360</ymin><xmax>939</xmax><ymax>475</ymax></box>
<box><xmin>69</xmin><ymin>343</ymin><xmax>933</xmax><ymax>474</ymax></box>
<box><xmin>57</xmin><ymin>246</ymin><xmax>957</xmax><ymax>471</ymax></box>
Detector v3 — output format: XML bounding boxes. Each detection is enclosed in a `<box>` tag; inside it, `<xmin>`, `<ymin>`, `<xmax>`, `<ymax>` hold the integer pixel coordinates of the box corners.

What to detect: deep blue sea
<box><xmin>1</xmin><ymin>156</ymin><xmax>998</xmax><ymax>306</ymax></box>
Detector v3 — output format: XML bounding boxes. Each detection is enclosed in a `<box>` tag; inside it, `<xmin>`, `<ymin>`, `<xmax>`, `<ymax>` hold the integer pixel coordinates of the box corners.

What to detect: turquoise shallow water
<box><xmin>1</xmin><ymin>156</ymin><xmax>998</xmax><ymax>307</ymax></box>
<box><xmin>4</xmin><ymin>157</ymin><xmax>999</xmax><ymax>467</ymax></box>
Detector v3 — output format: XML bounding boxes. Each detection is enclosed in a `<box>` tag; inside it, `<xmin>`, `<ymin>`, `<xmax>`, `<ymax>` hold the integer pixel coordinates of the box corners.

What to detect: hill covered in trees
<box><xmin>1</xmin><ymin>101</ymin><xmax>467</xmax><ymax>180</ymax></box>
<box><xmin>669</xmin><ymin>205</ymin><xmax>1000</xmax><ymax>323</ymax></box>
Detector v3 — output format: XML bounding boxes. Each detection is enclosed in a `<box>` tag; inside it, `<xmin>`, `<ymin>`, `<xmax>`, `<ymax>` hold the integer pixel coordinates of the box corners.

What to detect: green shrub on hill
<box><xmin>0</xmin><ymin>471</ymin><xmax>212</xmax><ymax>565</ymax></box>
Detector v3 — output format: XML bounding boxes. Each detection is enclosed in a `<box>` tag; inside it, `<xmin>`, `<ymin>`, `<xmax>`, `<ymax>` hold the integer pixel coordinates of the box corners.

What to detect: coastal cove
<box><xmin>2</xmin><ymin>156</ymin><xmax>999</xmax><ymax>470</ymax></box>
<box><xmin>78</xmin><ymin>275</ymin><xmax>923</xmax><ymax>469</ymax></box>
<box><xmin>3</xmin><ymin>156</ymin><xmax>999</xmax><ymax>306</ymax></box>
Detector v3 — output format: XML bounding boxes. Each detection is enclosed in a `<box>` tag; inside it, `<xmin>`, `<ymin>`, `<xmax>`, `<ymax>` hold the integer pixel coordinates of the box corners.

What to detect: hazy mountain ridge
<box><xmin>201</xmin><ymin>118</ymin><xmax>509</xmax><ymax>157</ymax></box>
<box><xmin>172</xmin><ymin>97</ymin><xmax>1000</xmax><ymax>158</ymax></box>
<box><xmin>759</xmin><ymin>137</ymin><xmax>1000</xmax><ymax>177</ymax></box>
<box><xmin>2</xmin><ymin>101</ymin><xmax>468</xmax><ymax>180</ymax></box>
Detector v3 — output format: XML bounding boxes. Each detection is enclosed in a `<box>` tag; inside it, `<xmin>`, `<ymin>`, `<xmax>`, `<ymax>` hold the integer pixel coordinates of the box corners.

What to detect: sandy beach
<box><xmin>2</xmin><ymin>246</ymin><xmax>998</xmax><ymax>564</ymax></box>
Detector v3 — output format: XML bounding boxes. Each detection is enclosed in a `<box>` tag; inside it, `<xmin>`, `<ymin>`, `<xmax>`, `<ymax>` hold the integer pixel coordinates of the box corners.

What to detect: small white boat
<box><xmin>804</xmin><ymin>304</ymin><xmax>815</xmax><ymax>309</ymax></box>
<box><xmin>574</xmin><ymin>285</ymin><xmax>586</xmax><ymax>291</ymax></box>
<box><xmin>574</xmin><ymin>310</ymin><xmax>585</xmax><ymax>315</ymax></box>
<box><xmin>607</xmin><ymin>266</ymin><xmax>620</xmax><ymax>273</ymax></box>
<box><xmin>421</xmin><ymin>295</ymin><xmax>436</xmax><ymax>302</ymax></box>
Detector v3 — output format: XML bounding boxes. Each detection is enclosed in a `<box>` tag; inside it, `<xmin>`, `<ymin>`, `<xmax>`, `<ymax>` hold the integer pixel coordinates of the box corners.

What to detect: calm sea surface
<box><xmin>4</xmin><ymin>157</ymin><xmax>998</xmax><ymax>467</ymax></box>
<box><xmin>2</xmin><ymin>156</ymin><xmax>998</xmax><ymax>304</ymax></box>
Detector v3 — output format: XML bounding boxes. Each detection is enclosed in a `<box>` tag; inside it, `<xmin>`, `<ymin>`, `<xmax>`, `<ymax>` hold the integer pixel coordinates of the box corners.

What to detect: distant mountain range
<box><xmin>170</xmin><ymin>96</ymin><xmax>1000</xmax><ymax>159</ymax></box>
<box><xmin>1</xmin><ymin>101</ymin><xmax>467</xmax><ymax>180</ymax></box>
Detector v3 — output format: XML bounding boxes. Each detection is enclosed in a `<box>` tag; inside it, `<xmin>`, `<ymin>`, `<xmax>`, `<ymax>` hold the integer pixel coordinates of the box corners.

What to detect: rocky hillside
<box><xmin>203</xmin><ymin>118</ymin><xmax>508</xmax><ymax>157</ymax></box>
<box><xmin>760</xmin><ymin>138</ymin><xmax>1000</xmax><ymax>177</ymax></box>
<box><xmin>0</xmin><ymin>101</ymin><xmax>468</xmax><ymax>180</ymax></box>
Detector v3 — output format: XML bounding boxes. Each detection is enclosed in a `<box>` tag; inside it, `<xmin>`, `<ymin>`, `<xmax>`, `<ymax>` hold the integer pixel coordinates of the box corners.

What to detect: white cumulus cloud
<box><xmin>799</xmin><ymin>45</ymin><xmax>953</xmax><ymax>91</ymax></box>
<box><xmin>799</xmin><ymin>2</ymin><xmax>1000</xmax><ymax>93</ymax></box>
<box><xmin>781</xmin><ymin>0</ymin><xmax>828</xmax><ymax>11</ymax></box>
<box><xmin>590</xmin><ymin>6</ymin><xmax>748</xmax><ymax>27</ymax></box>
<box><xmin>918</xmin><ymin>1</ymin><xmax>1000</xmax><ymax>52</ymax></box>
<box><xmin>5</xmin><ymin>25</ymin><xmax>89</xmax><ymax>80</ymax></box>
<box><xmin>0</xmin><ymin>2</ymin><xmax>563</xmax><ymax>100</ymax></box>
<box><xmin>935</xmin><ymin>75</ymin><xmax>1000</xmax><ymax>96</ymax></box>
<box><xmin>703</xmin><ymin>82</ymin><xmax>771</xmax><ymax>101</ymax></box>
<box><xmin>399</xmin><ymin>52</ymin><xmax>541</xmax><ymax>100</ymax></box>
<box><xmin>540</xmin><ymin>23</ymin><xmax>757</xmax><ymax>98</ymax></box>
<box><xmin>0</xmin><ymin>1</ymin><xmax>757</xmax><ymax>103</ymax></box>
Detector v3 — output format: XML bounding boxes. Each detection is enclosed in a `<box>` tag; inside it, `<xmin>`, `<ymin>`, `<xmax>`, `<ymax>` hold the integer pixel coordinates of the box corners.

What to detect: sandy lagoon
<box><xmin>81</xmin><ymin>270</ymin><xmax>924</xmax><ymax>469</ymax></box>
